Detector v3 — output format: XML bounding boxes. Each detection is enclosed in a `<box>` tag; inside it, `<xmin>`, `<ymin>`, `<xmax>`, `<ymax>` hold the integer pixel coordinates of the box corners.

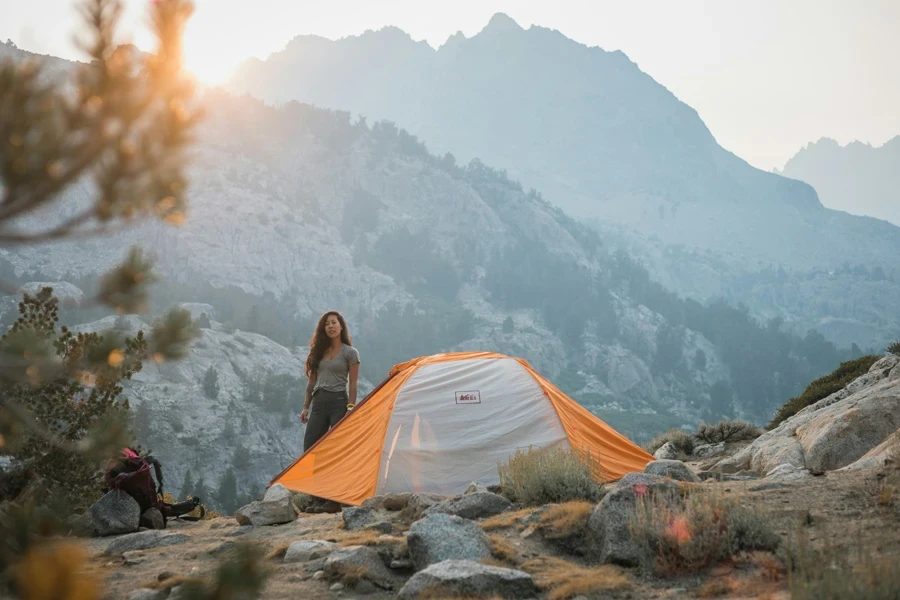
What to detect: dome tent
<box><xmin>271</xmin><ymin>352</ymin><xmax>653</xmax><ymax>505</ymax></box>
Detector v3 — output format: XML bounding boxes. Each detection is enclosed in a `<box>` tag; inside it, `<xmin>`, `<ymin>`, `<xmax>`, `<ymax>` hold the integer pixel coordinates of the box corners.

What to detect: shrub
<box><xmin>787</xmin><ymin>533</ymin><xmax>900</xmax><ymax>600</ymax></box>
<box><xmin>644</xmin><ymin>428</ymin><xmax>695</xmax><ymax>455</ymax></box>
<box><xmin>628</xmin><ymin>490</ymin><xmax>780</xmax><ymax>576</ymax></box>
<box><xmin>769</xmin><ymin>355</ymin><xmax>881</xmax><ymax>428</ymax></box>
<box><xmin>497</xmin><ymin>446</ymin><xmax>604</xmax><ymax>506</ymax></box>
<box><xmin>887</xmin><ymin>341</ymin><xmax>900</xmax><ymax>356</ymax></box>
<box><xmin>694</xmin><ymin>420</ymin><xmax>763</xmax><ymax>444</ymax></box>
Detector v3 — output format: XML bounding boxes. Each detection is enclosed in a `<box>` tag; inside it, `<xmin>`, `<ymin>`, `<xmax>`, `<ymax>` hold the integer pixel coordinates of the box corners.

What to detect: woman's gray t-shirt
<box><xmin>314</xmin><ymin>344</ymin><xmax>360</xmax><ymax>393</ymax></box>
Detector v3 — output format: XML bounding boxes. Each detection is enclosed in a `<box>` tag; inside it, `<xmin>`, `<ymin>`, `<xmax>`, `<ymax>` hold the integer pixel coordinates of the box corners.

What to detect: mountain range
<box><xmin>225</xmin><ymin>13</ymin><xmax>900</xmax><ymax>351</ymax></box>
<box><xmin>781</xmin><ymin>136</ymin><xmax>900</xmax><ymax>227</ymax></box>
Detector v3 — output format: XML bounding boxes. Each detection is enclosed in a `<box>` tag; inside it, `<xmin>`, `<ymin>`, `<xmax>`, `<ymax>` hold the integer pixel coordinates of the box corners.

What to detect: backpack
<box><xmin>104</xmin><ymin>448</ymin><xmax>205</xmax><ymax>525</ymax></box>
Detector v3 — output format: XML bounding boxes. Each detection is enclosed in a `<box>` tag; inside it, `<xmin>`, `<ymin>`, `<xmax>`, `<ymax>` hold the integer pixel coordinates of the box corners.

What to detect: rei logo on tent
<box><xmin>455</xmin><ymin>390</ymin><xmax>481</xmax><ymax>404</ymax></box>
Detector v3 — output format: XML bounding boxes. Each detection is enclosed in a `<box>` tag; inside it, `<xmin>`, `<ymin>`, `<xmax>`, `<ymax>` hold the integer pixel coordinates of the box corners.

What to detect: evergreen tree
<box><xmin>216</xmin><ymin>468</ymin><xmax>239</xmax><ymax>513</ymax></box>
<box><xmin>192</xmin><ymin>477</ymin><xmax>210</xmax><ymax>504</ymax></box>
<box><xmin>197</xmin><ymin>312</ymin><xmax>211</xmax><ymax>329</ymax></box>
<box><xmin>203</xmin><ymin>366</ymin><xmax>220</xmax><ymax>399</ymax></box>
<box><xmin>241</xmin><ymin>415</ymin><xmax>250</xmax><ymax>434</ymax></box>
<box><xmin>181</xmin><ymin>470</ymin><xmax>195</xmax><ymax>498</ymax></box>
<box><xmin>233</xmin><ymin>445</ymin><xmax>252</xmax><ymax>470</ymax></box>
<box><xmin>222</xmin><ymin>419</ymin><xmax>236</xmax><ymax>442</ymax></box>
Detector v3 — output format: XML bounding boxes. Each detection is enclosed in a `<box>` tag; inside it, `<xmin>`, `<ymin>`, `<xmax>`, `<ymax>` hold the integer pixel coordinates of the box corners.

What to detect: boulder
<box><xmin>407</xmin><ymin>513</ymin><xmax>491</xmax><ymax>570</ymax></box>
<box><xmin>140</xmin><ymin>508</ymin><xmax>165</xmax><ymax>531</ymax></box>
<box><xmin>324</xmin><ymin>545</ymin><xmax>396</xmax><ymax>590</ymax></box>
<box><xmin>714</xmin><ymin>356</ymin><xmax>900</xmax><ymax>475</ymax></box>
<box><xmin>382</xmin><ymin>493</ymin><xmax>413</xmax><ymax>511</ymax></box>
<box><xmin>765</xmin><ymin>464</ymin><xmax>812</xmax><ymax>482</ymax></box>
<box><xmin>227</xmin><ymin>525</ymin><xmax>253</xmax><ymax>537</ymax></box>
<box><xmin>78</xmin><ymin>490</ymin><xmax>141</xmax><ymax>537</ymax></box>
<box><xmin>840</xmin><ymin>432</ymin><xmax>900</xmax><ymax>471</ymax></box>
<box><xmin>128</xmin><ymin>590</ymin><xmax>165</xmax><ymax>600</ymax></box>
<box><xmin>397</xmin><ymin>560</ymin><xmax>538</xmax><ymax>600</ymax></box>
<box><xmin>653</xmin><ymin>442</ymin><xmax>680</xmax><ymax>460</ymax></box>
<box><xmin>103</xmin><ymin>531</ymin><xmax>189</xmax><ymax>555</ymax></box>
<box><xmin>425</xmin><ymin>492</ymin><xmax>513</xmax><ymax>520</ymax></box>
<box><xmin>464</xmin><ymin>481</ymin><xmax>489</xmax><ymax>495</ymax></box>
<box><xmin>644</xmin><ymin>460</ymin><xmax>701</xmax><ymax>483</ymax></box>
<box><xmin>401</xmin><ymin>493</ymin><xmax>447</xmax><ymax>522</ymax></box>
<box><xmin>262</xmin><ymin>483</ymin><xmax>293</xmax><ymax>503</ymax></box>
<box><xmin>587</xmin><ymin>476</ymin><xmax>680</xmax><ymax>566</ymax></box>
<box><xmin>234</xmin><ymin>497</ymin><xmax>297</xmax><ymax>526</ymax></box>
<box><xmin>693</xmin><ymin>442</ymin><xmax>726</xmax><ymax>459</ymax></box>
<box><xmin>283</xmin><ymin>540</ymin><xmax>338</xmax><ymax>563</ymax></box>
<box><xmin>342</xmin><ymin>506</ymin><xmax>376</xmax><ymax>530</ymax></box>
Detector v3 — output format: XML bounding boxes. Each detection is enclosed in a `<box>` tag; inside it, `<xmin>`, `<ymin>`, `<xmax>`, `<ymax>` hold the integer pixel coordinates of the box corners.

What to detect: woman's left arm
<box><xmin>348</xmin><ymin>362</ymin><xmax>359</xmax><ymax>406</ymax></box>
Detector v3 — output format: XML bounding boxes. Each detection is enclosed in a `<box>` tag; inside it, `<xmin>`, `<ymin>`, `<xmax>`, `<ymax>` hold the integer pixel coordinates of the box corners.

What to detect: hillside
<box><xmin>781</xmin><ymin>136</ymin><xmax>900</xmax><ymax>227</ymax></box>
<box><xmin>224</xmin><ymin>15</ymin><xmax>900</xmax><ymax>350</ymax></box>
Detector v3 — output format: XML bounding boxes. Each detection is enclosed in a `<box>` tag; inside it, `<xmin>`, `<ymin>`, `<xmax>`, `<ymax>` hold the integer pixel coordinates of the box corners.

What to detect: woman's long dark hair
<box><xmin>305</xmin><ymin>311</ymin><xmax>352</xmax><ymax>377</ymax></box>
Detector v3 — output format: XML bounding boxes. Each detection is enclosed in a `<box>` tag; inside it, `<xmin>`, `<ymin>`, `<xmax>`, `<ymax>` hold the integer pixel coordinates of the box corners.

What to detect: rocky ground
<box><xmin>72</xmin><ymin>356</ymin><xmax>900</xmax><ymax>599</ymax></box>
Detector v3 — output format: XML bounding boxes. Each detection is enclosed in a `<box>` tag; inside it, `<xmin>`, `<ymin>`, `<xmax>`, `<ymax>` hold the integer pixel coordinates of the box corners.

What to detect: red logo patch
<box><xmin>455</xmin><ymin>390</ymin><xmax>481</xmax><ymax>404</ymax></box>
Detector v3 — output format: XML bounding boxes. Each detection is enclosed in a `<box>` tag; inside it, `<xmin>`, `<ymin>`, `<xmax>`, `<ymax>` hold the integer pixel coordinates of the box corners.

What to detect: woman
<box><xmin>300</xmin><ymin>311</ymin><xmax>360</xmax><ymax>512</ymax></box>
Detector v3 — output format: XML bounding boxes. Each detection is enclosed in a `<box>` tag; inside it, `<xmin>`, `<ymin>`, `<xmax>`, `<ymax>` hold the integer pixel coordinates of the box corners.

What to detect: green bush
<box><xmin>694</xmin><ymin>420</ymin><xmax>763</xmax><ymax>444</ymax></box>
<box><xmin>886</xmin><ymin>341</ymin><xmax>900</xmax><ymax>356</ymax></box>
<box><xmin>644</xmin><ymin>428</ymin><xmax>695</xmax><ymax>455</ymax></box>
<box><xmin>498</xmin><ymin>446</ymin><xmax>605</xmax><ymax>506</ymax></box>
<box><xmin>768</xmin><ymin>355</ymin><xmax>881</xmax><ymax>428</ymax></box>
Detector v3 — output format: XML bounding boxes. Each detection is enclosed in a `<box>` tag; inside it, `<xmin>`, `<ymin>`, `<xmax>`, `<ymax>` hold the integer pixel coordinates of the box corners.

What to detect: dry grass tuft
<box><xmin>498</xmin><ymin>445</ymin><xmax>605</xmax><ymax>506</ymax></box>
<box><xmin>628</xmin><ymin>489</ymin><xmax>780</xmax><ymax>576</ymax></box>
<box><xmin>264</xmin><ymin>543</ymin><xmax>290</xmax><ymax>561</ymax></box>
<box><xmin>537</xmin><ymin>501</ymin><xmax>593</xmax><ymax>539</ymax></box>
<box><xmin>521</xmin><ymin>556</ymin><xmax>632</xmax><ymax>600</ymax></box>
<box><xmin>696</xmin><ymin>578</ymin><xmax>734</xmax><ymax>598</ymax></box>
<box><xmin>694</xmin><ymin>420</ymin><xmax>763</xmax><ymax>444</ymax></box>
<box><xmin>488</xmin><ymin>535</ymin><xmax>520</xmax><ymax>564</ymax></box>
<box><xmin>325</xmin><ymin>563</ymin><xmax>371</xmax><ymax>586</ymax></box>
<box><xmin>787</xmin><ymin>532</ymin><xmax>900</xmax><ymax>599</ymax></box>
<box><xmin>480</xmin><ymin>508</ymin><xmax>535</xmax><ymax>531</ymax></box>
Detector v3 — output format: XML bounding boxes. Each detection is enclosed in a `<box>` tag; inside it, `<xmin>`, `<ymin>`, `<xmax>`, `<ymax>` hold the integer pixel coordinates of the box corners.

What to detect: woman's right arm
<box><xmin>301</xmin><ymin>372</ymin><xmax>316</xmax><ymax>423</ymax></box>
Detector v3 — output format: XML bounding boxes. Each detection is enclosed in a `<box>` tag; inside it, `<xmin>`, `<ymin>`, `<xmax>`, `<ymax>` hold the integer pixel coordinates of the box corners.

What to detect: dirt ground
<box><xmin>79</xmin><ymin>464</ymin><xmax>900</xmax><ymax>600</ymax></box>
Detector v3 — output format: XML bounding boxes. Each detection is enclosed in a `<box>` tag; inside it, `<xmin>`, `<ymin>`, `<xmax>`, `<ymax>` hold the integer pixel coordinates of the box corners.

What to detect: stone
<box><xmin>367</xmin><ymin>521</ymin><xmax>393</xmax><ymax>534</ymax></box>
<box><xmin>653</xmin><ymin>442</ymin><xmax>680</xmax><ymax>460</ymax></box>
<box><xmin>342</xmin><ymin>506</ymin><xmax>375</xmax><ymax>529</ymax></box>
<box><xmin>77</xmin><ymin>490</ymin><xmax>141</xmax><ymax>537</ymax></box>
<box><xmin>643</xmin><ymin>460</ymin><xmax>701</xmax><ymax>483</ymax></box>
<box><xmin>263</xmin><ymin>483</ymin><xmax>293</xmax><ymax>503</ymax></box>
<box><xmin>324</xmin><ymin>545</ymin><xmax>397</xmax><ymax>590</ymax></box>
<box><xmin>312</xmin><ymin>571</ymin><xmax>325</xmax><ymax>580</ymax></box>
<box><xmin>128</xmin><ymin>590</ymin><xmax>165</xmax><ymax>600</ymax></box>
<box><xmin>693</xmin><ymin>442</ymin><xmax>726</xmax><ymax>459</ymax></box>
<box><xmin>382</xmin><ymin>493</ymin><xmax>413</xmax><ymax>511</ymax></box>
<box><xmin>234</xmin><ymin>497</ymin><xmax>298</xmax><ymax>526</ymax></box>
<box><xmin>765</xmin><ymin>464</ymin><xmax>812</xmax><ymax>481</ymax></box>
<box><xmin>283</xmin><ymin>540</ymin><xmax>338</xmax><ymax>563</ymax></box>
<box><xmin>749</xmin><ymin>482</ymin><xmax>794</xmax><ymax>492</ymax></box>
<box><xmin>122</xmin><ymin>551</ymin><xmax>144</xmax><ymax>562</ymax></box>
<box><xmin>425</xmin><ymin>492</ymin><xmax>513</xmax><ymax>520</ymax></box>
<box><xmin>407</xmin><ymin>513</ymin><xmax>492</xmax><ymax>570</ymax></box>
<box><xmin>390</xmin><ymin>559</ymin><xmax>413</xmax><ymax>570</ymax></box>
<box><xmin>209</xmin><ymin>541</ymin><xmax>234</xmax><ymax>555</ymax></box>
<box><xmin>397</xmin><ymin>560</ymin><xmax>539</xmax><ymax>600</ymax></box>
<box><xmin>104</xmin><ymin>531</ymin><xmax>190</xmax><ymax>555</ymax></box>
<box><xmin>587</xmin><ymin>477</ymin><xmax>680</xmax><ymax>566</ymax></box>
<box><xmin>464</xmin><ymin>481</ymin><xmax>488</xmax><ymax>495</ymax></box>
<box><xmin>227</xmin><ymin>525</ymin><xmax>253</xmax><ymax>537</ymax></box>
<box><xmin>330</xmin><ymin>583</ymin><xmax>345</xmax><ymax>591</ymax></box>
<box><xmin>140</xmin><ymin>508</ymin><xmax>166</xmax><ymax>530</ymax></box>
<box><xmin>401</xmin><ymin>494</ymin><xmax>447</xmax><ymax>522</ymax></box>
<box><xmin>353</xmin><ymin>580</ymin><xmax>379</xmax><ymax>595</ymax></box>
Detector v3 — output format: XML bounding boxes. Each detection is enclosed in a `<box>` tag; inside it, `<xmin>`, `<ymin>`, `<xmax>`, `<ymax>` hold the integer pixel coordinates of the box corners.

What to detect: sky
<box><xmin>1</xmin><ymin>0</ymin><xmax>898</xmax><ymax>172</ymax></box>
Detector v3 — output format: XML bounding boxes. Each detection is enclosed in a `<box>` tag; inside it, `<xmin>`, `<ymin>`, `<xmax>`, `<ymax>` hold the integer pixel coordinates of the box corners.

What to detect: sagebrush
<box><xmin>694</xmin><ymin>420</ymin><xmax>763</xmax><ymax>444</ymax></box>
<box><xmin>628</xmin><ymin>490</ymin><xmax>780</xmax><ymax>575</ymax></box>
<box><xmin>498</xmin><ymin>445</ymin><xmax>605</xmax><ymax>506</ymax></box>
<box><xmin>644</xmin><ymin>428</ymin><xmax>695</xmax><ymax>455</ymax></box>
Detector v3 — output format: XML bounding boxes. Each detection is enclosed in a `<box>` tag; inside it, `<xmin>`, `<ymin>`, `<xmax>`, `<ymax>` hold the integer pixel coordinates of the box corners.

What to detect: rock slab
<box><xmin>324</xmin><ymin>545</ymin><xmax>396</xmax><ymax>590</ymax></box>
<box><xmin>104</xmin><ymin>531</ymin><xmax>189</xmax><ymax>555</ymax></box>
<box><xmin>283</xmin><ymin>540</ymin><xmax>338</xmax><ymax>563</ymax></box>
<box><xmin>425</xmin><ymin>492</ymin><xmax>513</xmax><ymax>520</ymax></box>
<box><xmin>397</xmin><ymin>560</ymin><xmax>538</xmax><ymax>600</ymax></box>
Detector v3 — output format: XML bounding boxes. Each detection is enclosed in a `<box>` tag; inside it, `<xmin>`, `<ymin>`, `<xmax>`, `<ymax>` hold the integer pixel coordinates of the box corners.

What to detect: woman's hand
<box><xmin>300</xmin><ymin>408</ymin><xmax>309</xmax><ymax>424</ymax></box>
